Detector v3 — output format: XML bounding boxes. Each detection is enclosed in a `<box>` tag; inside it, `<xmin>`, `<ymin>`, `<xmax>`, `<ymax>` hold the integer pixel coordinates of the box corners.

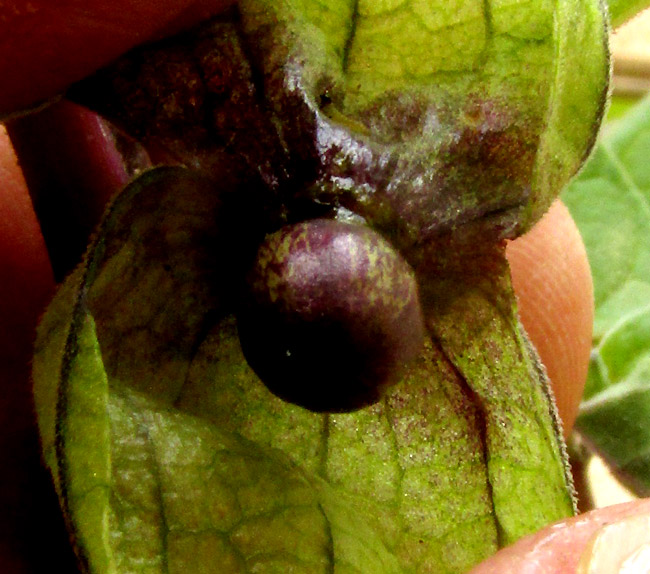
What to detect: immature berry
<box><xmin>237</xmin><ymin>219</ymin><xmax>425</xmax><ymax>412</ymax></box>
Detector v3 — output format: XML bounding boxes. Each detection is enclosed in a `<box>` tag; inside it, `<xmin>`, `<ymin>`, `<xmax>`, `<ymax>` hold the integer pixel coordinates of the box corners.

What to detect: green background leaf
<box><xmin>563</xmin><ymin>94</ymin><xmax>650</xmax><ymax>495</ymax></box>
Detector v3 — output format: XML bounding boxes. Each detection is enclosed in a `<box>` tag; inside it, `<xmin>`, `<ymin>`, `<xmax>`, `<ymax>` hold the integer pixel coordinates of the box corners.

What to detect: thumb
<box><xmin>469</xmin><ymin>499</ymin><xmax>650</xmax><ymax>574</ymax></box>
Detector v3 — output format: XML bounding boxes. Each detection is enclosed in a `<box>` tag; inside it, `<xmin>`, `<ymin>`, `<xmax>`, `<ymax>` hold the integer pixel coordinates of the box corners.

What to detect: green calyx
<box><xmin>35</xmin><ymin>167</ymin><xmax>573</xmax><ymax>574</ymax></box>
<box><xmin>238</xmin><ymin>0</ymin><xmax>610</xmax><ymax>247</ymax></box>
<box><xmin>33</xmin><ymin>1</ymin><xmax>619</xmax><ymax>573</ymax></box>
<box><xmin>72</xmin><ymin>0</ymin><xmax>610</xmax><ymax>250</ymax></box>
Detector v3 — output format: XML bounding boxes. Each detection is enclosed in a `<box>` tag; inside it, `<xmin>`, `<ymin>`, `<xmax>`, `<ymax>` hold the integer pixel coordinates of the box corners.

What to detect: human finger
<box><xmin>0</xmin><ymin>126</ymin><xmax>75</xmax><ymax>571</ymax></box>
<box><xmin>469</xmin><ymin>499</ymin><xmax>650</xmax><ymax>574</ymax></box>
<box><xmin>0</xmin><ymin>0</ymin><xmax>234</xmax><ymax>118</ymax></box>
<box><xmin>506</xmin><ymin>200</ymin><xmax>594</xmax><ymax>436</ymax></box>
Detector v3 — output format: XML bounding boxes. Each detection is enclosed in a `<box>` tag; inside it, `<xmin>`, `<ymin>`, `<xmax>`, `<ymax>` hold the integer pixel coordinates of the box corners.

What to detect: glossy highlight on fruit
<box><xmin>237</xmin><ymin>218</ymin><xmax>425</xmax><ymax>412</ymax></box>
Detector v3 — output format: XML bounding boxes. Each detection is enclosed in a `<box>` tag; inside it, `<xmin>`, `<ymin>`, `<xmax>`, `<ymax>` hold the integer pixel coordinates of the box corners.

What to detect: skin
<box><xmin>0</xmin><ymin>0</ymin><xmax>235</xmax><ymax>118</ymax></box>
<box><xmin>0</xmin><ymin>128</ymin><xmax>76</xmax><ymax>572</ymax></box>
<box><xmin>0</xmin><ymin>1</ymin><xmax>647</xmax><ymax>572</ymax></box>
<box><xmin>506</xmin><ymin>200</ymin><xmax>594</xmax><ymax>437</ymax></box>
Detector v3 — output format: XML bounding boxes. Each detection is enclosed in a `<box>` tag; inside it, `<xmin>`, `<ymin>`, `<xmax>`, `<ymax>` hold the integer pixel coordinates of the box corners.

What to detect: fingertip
<box><xmin>0</xmin><ymin>123</ymin><xmax>54</xmax><ymax>431</ymax></box>
<box><xmin>0</xmin><ymin>126</ymin><xmax>54</xmax><ymax>346</ymax></box>
<box><xmin>0</xmin><ymin>126</ymin><xmax>77</xmax><ymax>572</ymax></box>
<box><xmin>506</xmin><ymin>200</ymin><xmax>594</xmax><ymax>435</ymax></box>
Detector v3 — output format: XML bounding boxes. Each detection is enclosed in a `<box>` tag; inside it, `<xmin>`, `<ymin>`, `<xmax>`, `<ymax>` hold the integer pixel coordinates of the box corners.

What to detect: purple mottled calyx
<box><xmin>237</xmin><ymin>218</ymin><xmax>425</xmax><ymax>412</ymax></box>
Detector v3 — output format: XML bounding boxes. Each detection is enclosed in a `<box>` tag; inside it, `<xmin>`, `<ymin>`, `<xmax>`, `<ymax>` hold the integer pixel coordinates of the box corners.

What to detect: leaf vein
<box><xmin>601</xmin><ymin>140</ymin><xmax>650</xmax><ymax>221</ymax></box>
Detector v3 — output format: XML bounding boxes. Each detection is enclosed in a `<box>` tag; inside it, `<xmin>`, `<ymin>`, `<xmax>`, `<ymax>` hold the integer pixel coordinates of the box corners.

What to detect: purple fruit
<box><xmin>237</xmin><ymin>219</ymin><xmax>425</xmax><ymax>412</ymax></box>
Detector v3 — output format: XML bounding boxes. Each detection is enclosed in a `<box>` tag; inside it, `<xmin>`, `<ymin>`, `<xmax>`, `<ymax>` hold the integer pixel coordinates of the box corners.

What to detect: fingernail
<box><xmin>577</xmin><ymin>513</ymin><xmax>650</xmax><ymax>574</ymax></box>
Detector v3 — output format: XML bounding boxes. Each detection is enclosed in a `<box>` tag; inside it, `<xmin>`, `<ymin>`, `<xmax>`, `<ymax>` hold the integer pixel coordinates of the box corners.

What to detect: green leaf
<box><xmin>563</xmin><ymin>94</ymin><xmax>650</xmax><ymax>495</ymax></box>
<box><xmin>34</xmin><ymin>167</ymin><xmax>574</xmax><ymax>574</ymax></box>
